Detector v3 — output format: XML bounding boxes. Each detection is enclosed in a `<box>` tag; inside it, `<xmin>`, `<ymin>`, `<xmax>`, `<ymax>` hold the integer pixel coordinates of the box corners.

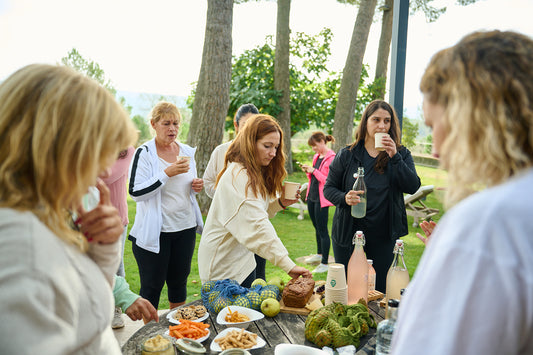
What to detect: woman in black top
<box><xmin>323</xmin><ymin>100</ymin><xmax>420</xmax><ymax>292</ymax></box>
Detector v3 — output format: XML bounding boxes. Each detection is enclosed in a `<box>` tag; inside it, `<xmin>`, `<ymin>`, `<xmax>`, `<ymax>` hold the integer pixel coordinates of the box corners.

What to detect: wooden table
<box><xmin>122</xmin><ymin>300</ymin><xmax>385</xmax><ymax>354</ymax></box>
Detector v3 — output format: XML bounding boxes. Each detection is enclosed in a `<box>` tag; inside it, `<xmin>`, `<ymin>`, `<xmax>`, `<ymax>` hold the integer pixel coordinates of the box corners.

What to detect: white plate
<box><xmin>216</xmin><ymin>306</ymin><xmax>264</xmax><ymax>329</ymax></box>
<box><xmin>274</xmin><ymin>344</ymin><xmax>329</xmax><ymax>355</ymax></box>
<box><xmin>164</xmin><ymin>328</ymin><xmax>210</xmax><ymax>343</ymax></box>
<box><xmin>166</xmin><ymin>309</ymin><xmax>210</xmax><ymax>324</ymax></box>
<box><xmin>210</xmin><ymin>327</ymin><xmax>266</xmax><ymax>352</ymax></box>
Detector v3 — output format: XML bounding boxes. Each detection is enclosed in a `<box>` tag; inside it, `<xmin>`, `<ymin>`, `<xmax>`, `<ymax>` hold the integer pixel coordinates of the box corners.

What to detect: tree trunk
<box><xmin>374</xmin><ymin>0</ymin><xmax>394</xmax><ymax>99</ymax></box>
<box><xmin>332</xmin><ymin>0</ymin><xmax>377</xmax><ymax>152</ymax></box>
<box><xmin>187</xmin><ymin>0</ymin><xmax>233</xmax><ymax>214</ymax></box>
<box><xmin>274</xmin><ymin>0</ymin><xmax>292</xmax><ymax>173</ymax></box>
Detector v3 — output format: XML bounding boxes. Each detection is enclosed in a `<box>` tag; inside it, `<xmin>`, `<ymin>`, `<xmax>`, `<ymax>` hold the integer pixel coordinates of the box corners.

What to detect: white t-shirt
<box><xmin>391</xmin><ymin>169</ymin><xmax>533</xmax><ymax>355</ymax></box>
<box><xmin>158</xmin><ymin>158</ymin><xmax>196</xmax><ymax>232</ymax></box>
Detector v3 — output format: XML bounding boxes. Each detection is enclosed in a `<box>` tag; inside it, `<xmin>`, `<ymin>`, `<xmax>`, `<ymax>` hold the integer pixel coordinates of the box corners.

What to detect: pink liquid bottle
<box><xmin>347</xmin><ymin>231</ymin><xmax>368</xmax><ymax>304</ymax></box>
<box><xmin>367</xmin><ymin>259</ymin><xmax>376</xmax><ymax>292</ymax></box>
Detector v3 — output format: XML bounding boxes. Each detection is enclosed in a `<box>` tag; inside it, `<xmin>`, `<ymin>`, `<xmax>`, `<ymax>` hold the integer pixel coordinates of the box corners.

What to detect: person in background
<box><xmin>204</xmin><ymin>103</ymin><xmax>259</xmax><ymax>198</ymax></box>
<box><xmin>203</xmin><ymin>103</ymin><xmax>267</xmax><ymax>280</ymax></box>
<box><xmin>392</xmin><ymin>30</ymin><xmax>533</xmax><ymax>354</ymax></box>
<box><xmin>323</xmin><ymin>100</ymin><xmax>420</xmax><ymax>292</ymax></box>
<box><xmin>300</xmin><ymin>132</ymin><xmax>336</xmax><ymax>274</ymax></box>
<box><xmin>113</xmin><ymin>275</ymin><xmax>159</xmax><ymax>324</ymax></box>
<box><xmin>0</xmin><ymin>64</ymin><xmax>137</xmax><ymax>354</ymax></box>
<box><xmin>128</xmin><ymin>102</ymin><xmax>203</xmax><ymax>310</ymax></box>
<box><xmin>103</xmin><ymin>146</ymin><xmax>135</xmax><ymax>329</ymax></box>
<box><xmin>198</xmin><ymin>114</ymin><xmax>311</xmax><ymax>287</ymax></box>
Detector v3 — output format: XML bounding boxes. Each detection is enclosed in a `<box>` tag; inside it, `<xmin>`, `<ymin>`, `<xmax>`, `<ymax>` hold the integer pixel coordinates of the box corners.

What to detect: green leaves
<box><xmin>61</xmin><ymin>48</ymin><xmax>116</xmax><ymax>96</ymax></box>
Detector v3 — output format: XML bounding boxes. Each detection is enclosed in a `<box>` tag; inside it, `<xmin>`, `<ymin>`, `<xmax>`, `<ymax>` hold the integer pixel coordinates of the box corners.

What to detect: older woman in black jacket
<box><xmin>324</xmin><ymin>100</ymin><xmax>420</xmax><ymax>292</ymax></box>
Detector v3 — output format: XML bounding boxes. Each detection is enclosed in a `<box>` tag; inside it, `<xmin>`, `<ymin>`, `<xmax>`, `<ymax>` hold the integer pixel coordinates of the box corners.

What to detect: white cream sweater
<box><xmin>198</xmin><ymin>162</ymin><xmax>296</xmax><ymax>284</ymax></box>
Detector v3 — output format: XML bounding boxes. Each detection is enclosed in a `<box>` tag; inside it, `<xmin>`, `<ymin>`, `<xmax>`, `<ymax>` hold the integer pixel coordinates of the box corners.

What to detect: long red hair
<box><xmin>218</xmin><ymin>114</ymin><xmax>286</xmax><ymax>198</ymax></box>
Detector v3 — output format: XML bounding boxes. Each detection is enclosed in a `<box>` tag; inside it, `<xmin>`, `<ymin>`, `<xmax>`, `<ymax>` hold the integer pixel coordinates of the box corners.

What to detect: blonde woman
<box><xmin>0</xmin><ymin>64</ymin><xmax>137</xmax><ymax>353</ymax></box>
<box><xmin>198</xmin><ymin>114</ymin><xmax>311</xmax><ymax>287</ymax></box>
<box><xmin>392</xmin><ymin>31</ymin><xmax>533</xmax><ymax>354</ymax></box>
<box><xmin>128</xmin><ymin>102</ymin><xmax>203</xmax><ymax>310</ymax></box>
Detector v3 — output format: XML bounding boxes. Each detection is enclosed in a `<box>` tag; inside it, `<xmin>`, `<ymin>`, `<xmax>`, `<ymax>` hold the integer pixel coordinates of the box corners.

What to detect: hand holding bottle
<box><xmin>345</xmin><ymin>190</ymin><xmax>364</xmax><ymax>206</ymax></box>
<box><xmin>351</xmin><ymin>167</ymin><xmax>367</xmax><ymax>218</ymax></box>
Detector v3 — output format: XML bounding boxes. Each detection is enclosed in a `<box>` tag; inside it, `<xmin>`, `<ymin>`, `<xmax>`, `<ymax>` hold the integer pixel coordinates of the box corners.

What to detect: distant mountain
<box><xmin>117</xmin><ymin>90</ymin><xmax>187</xmax><ymax>118</ymax></box>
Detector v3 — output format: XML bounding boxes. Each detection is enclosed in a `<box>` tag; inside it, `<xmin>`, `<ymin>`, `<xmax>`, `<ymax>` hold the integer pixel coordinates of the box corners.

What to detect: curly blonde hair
<box><xmin>219</xmin><ymin>114</ymin><xmax>286</xmax><ymax>199</ymax></box>
<box><xmin>0</xmin><ymin>64</ymin><xmax>137</xmax><ymax>252</ymax></box>
<box><xmin>420</xmin><ymin>31</ymin><xmax>533</xmax><ymax>207</ymax></box>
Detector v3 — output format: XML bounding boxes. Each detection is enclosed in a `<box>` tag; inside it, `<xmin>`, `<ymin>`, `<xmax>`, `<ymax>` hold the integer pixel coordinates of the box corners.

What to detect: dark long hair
<box><xmin>234</xmin><ymin>103</ymin><xmax>259</xmax><ymax>128</ymax></box>
<box><xmin>350</xmin><ymin>100</ymin><xmax>401</xmax><ymax>174</ymax></box>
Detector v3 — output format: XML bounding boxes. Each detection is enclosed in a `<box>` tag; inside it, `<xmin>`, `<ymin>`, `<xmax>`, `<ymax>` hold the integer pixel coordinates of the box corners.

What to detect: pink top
<box><xmin>306</xmin><ymin>149</ymin><xmax>336</xmax><ymax>208</ymax></box>
<box><xmin>102</xmin><ymin>146</ymin><xmax>135</xmax><ymax>226</ymax></box>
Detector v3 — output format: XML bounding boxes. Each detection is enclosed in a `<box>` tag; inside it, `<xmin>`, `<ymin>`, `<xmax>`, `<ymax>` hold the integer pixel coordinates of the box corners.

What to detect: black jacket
<box><xmin>324</xmin><ymin>141</ymin><xmax>421</xmax><ymax>247</ymax></box>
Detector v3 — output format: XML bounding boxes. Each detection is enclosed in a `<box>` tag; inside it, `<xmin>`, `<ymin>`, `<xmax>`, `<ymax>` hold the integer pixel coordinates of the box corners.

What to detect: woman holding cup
<box><xmin>323</xmin><ymin>100</ymin><xmax>420</xmax><ymax>292</ymax></box>
<box><xmin>198</xmin><ymin>114</ymin><xmax>311</xmax><ymax>287</ymax></box>
<box><xmin>128</xmin><ymin>101</ymin><xmax>204</xmax><ymax>310</ymax></box>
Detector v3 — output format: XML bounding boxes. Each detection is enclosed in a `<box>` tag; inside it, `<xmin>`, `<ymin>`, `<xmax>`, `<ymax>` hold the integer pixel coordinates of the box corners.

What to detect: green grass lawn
<box><xmin>124</xmin><ymin>165</ymin><xmax>447</xmax><ymax>310</ymax></box>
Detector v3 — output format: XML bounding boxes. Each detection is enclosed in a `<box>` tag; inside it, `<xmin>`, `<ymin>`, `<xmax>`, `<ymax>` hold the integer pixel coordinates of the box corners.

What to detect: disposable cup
<box><xmin>326</xmin><ymin>263</ymin><xmax>347</xmax><ymax>289</ymax></box>
<box><xmin>375</xmin><ymin>132</ymin><xmax>389</xmax><ymax>151</ymax></box>
<box><xmin>177</xmin><ymin>156</ymin><xmax>191</xmax><ymax>164</ymax></box>
<box><xmin>284</xmin><ymin>182</ymin><xmax>300</xmax><ymax>200</ymax></box>
<box><xmin>325</xmin><ymin>286</ymin><xmax>347</xmax><ymax>305</ymax></box>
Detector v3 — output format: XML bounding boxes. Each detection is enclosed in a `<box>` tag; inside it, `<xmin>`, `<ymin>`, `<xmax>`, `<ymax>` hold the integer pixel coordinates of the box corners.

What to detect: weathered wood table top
<box><xmin>122</xmin><ymin>299</ymin><xmax>385</xmax><ymax>354</ymax></box>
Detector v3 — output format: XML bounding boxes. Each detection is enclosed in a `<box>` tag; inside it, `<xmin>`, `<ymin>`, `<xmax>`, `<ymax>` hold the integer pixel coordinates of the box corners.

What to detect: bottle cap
<box><xmin>388</xmin><ymin>299</ymin><xmax>400</xmax><ymax>308</ymax></box>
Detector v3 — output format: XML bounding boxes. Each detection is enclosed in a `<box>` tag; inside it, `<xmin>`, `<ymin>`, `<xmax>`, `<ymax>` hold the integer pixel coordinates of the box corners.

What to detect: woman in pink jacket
<box><xmin>300</xmin><ymin>132</ymin><xmax>336</xmax><ymax>273</ymax></box>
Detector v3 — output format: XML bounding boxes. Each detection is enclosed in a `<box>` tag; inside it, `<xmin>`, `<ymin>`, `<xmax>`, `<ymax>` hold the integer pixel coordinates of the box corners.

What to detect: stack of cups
<box><xmin>325</xmin><ymin>263</ymin><xmax>348</xmax><ymax>305</ymax></box>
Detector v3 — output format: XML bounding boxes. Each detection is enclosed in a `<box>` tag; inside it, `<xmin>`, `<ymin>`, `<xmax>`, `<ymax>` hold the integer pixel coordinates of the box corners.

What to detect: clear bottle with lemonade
<box><xmin>385</xmin><ymin>239</ymin><xmax>409</xmax><ymax>318</ymax></box>
<box><xmin>351</xmin><ymin>167</ymin><xmax>367</xmax><ymax>218</ymax></box>
<box><xmin>347</xmin><ymin>231</ymin><xmax>368</xmax><ymax>304</ymax></box>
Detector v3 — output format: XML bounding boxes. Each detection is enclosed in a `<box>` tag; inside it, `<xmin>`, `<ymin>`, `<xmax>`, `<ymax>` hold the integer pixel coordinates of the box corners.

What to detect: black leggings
<box><xmin>254</xmin><ymin>254</ymin><xmax>266</xmax><ymax>281</ymax></box>
<box><xmin>307</xmin><ymin>199</ymin><xmax>331</xmax><ymax>265</ymax></box>
<box><xmin>131</xmin><ymin>227</ymin><xmax>196</xmax><ymax>309</ymax></box>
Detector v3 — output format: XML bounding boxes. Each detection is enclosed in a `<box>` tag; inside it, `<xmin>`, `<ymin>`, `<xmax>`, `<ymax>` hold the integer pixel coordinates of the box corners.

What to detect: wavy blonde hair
<box><xmin>219</xmin><ymin>114</ymin><xmax>286</xmax><ymax>199</ymax></box>
<box><xmin>420</xmin><ymin>31</ymin><xmax>533</xmax><ymax>207</ymax></box>
<box><xmin>0</xmin><ymin>64</ymin><xmax>137</xmax><ymax>252</ymax></box>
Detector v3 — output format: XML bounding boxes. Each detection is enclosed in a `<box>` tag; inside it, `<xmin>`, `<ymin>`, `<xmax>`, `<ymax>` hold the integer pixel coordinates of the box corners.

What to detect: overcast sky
<box><xmin>1</xmin><ymin>0</ymin><xmax>531</xmax><ymax>117</ymax></box>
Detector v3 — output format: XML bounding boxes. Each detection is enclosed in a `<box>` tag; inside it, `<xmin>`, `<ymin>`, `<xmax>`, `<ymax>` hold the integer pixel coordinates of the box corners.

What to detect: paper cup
<box><xmin>326</xmin><ymin>263</ymin><xmax>347</xmax><ymax>289</ymax></box>
<box><xmin>284</xmin><ymin>182</ymin><xmax>300</xmax><ymax>199</ymax></box>
<box><xmin>325</xmin><ymin>286</ymin><xmax>347</xmax><ymax>305</ymax></box>
<box><xmin>375</xmin><ymin>133</ymin><xmax>389</xmax><ymax>151</ymax></box>
<box><xmin>177</xmin><ymin>156</ymin><xmax>191</xmax><ymax>164</ymax></box>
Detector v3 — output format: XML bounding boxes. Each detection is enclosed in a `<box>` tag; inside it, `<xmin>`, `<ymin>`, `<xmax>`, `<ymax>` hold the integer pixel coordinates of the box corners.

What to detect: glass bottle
<box><xmin>347</xmin><ymin>231</ymin><xmax>368</xmax><ymax>304</ymax></box>
<box><xmin>385</xmin><ymin>240</ymin><xmax>410</xmax><ymax>318</ymax></box>
<box><xmin>367</xmin><ymin>259</ymin><xmax>376</xmax><ymax>292</ymax></box>
<box><xmin>376</xmin><ymin>299</ymin><xmax>399</xmax><ymax>355</ymax></box>
<box><xmin>351</xmin><ymin>167</ymin><xmax>367</xmax><ymax>218</ymax></box>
